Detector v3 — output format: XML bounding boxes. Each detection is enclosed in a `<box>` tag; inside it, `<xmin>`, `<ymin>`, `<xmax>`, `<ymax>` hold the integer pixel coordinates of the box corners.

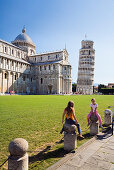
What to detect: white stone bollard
<box><xmin>112</xmin><ymin>112</ymin><xmax>114</xmax><ymax>119</ymax></box>
<box><xmin>90</xmin><ymin>122</ymin><xmax>99</xmax><ymax>135</ymax></box>
<box><xmin>90</xmin><ymin>114</ymin><xmax>99</xmax><ymax>135</ymax></box>
<box><xmin>8</xmin><ymin>138</ymin><xmax>28</xmax><ymax>170</ymax></box>
<box><xmin>104</xmin><ymin>109</ymin><xmax>112</xmax><ymax>126</ymax></box>
<box><xmin>63</xmin><ymin>124</ymin><xmax>77</xmax><ymax>152</ymax></box>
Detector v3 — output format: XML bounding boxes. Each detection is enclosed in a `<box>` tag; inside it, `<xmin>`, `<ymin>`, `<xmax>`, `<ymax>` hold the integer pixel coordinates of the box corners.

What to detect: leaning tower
<box><xmin>76</xmin><ymin>40</ymin><xmax>95</xmax><ymax>95</ymax></box>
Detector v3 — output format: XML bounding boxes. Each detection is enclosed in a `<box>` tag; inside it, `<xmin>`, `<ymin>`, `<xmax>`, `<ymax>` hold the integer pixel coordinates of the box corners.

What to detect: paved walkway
<box><xmin>47</xmin><ymin>131</ymin><xmax>114</xmax><ymax>170</ymax></box>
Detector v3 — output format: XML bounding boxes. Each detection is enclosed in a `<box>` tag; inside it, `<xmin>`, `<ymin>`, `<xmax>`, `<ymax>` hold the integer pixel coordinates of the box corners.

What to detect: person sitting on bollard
<box><xmin>60</xmin><ymin>101</ymin><xmax>84</xmax><ymax>139</ymax></box>
<box><xmin>87</xmin><ymin>98</ymin><xmax>103</xmax><ymax>129</ymax></box>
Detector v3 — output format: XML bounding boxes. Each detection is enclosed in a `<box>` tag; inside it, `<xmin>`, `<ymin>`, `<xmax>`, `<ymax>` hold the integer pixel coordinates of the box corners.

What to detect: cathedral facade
<box><xmin>0</xmin><ymin>28</ymin><xmax>72</xmax><ymax>95</ymax></box>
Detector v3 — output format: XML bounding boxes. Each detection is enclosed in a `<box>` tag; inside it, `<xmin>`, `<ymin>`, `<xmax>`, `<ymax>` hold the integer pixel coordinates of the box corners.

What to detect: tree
<box><xmin>98</xmin><ymin>84</ymin><xmax>106</xmax><ymax>92</ymax></box>
<box><xmin>72</xmin><ymin>83</ymin><xmax>77</xmax><ymax>93</ymax></box>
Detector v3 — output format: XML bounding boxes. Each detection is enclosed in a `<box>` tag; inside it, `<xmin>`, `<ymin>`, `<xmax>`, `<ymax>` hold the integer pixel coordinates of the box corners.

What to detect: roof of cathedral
<box><xmin>33</xmin><ymin>60</ymin><xmax>62</xmax><ymax>66</ymax></box>
<box><xmin>0</xmin><ymin>39</ymin><xmax>26</xmax><ymax>51</ymax></box>
<box><xmin>0</xmin><ymin>53</ymin><xmax>30</xmax><ymax>64</ymax></box>
<box><xmin>33</xmin><ymin>59</ymin><xmax>71</xmax><ymax>66</ymax></box>
<box><xmin>12</xmin><ymin>27</ymin><xmax>35</xmax><ymax>47</ymax></box>
<box><xmin>30</xmin><ymin>49</ymin><xmax>68</xmax><ymax>56</ymax></box>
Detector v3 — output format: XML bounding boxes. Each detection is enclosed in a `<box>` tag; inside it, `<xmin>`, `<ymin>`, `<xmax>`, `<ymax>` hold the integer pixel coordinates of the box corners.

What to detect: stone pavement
<box><xmin>47</xmin><ymin>131</ymin><xmax>114</xmax><ymax>170</ymax></box>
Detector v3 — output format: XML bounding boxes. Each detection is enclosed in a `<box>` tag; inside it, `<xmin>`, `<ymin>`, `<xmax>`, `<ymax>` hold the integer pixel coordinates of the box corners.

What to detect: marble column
<box><xmin>3</xmin><ymin>59</ymin><xmax>5</xmax><ymax>69</ymax></box>
<box><xmin>2</xmin><ymin>70</ymin><xmax>4</xmax><ymax>93</ymax></box>
<box><xmin>17</xmin><ymin>73</ymin><xmax>20</xmax><ymax>94</ymax></box>
<box><xmin>60</xmin><ymin>77</ymin><xmax>62</xmax><ymax>92</ymax></box>
<box><xmin>0</xmin><ymin>70</ymin><xmax>2</xmax><ymax>93</ymax></box>
<box><xmin>8</xmin><ymin>60</ymin><xmax>10</xmax><ymax>70</ymax></box>
<box><xmin>7</xmin><ymin>72</ymin><xmax>9</xmax><ymax>93</ymax></box>
<box><xmin>6</xmin><ymin>59</ymin><xmax>8</xmax><ymax>69</ymax></box>
<box><xmin>66</xmin><ymin>80</ymin><xmax>67</xmax><ymax>94</ymax></box>
<box><xmin>64</xmin><ymin>79</ymin><xmax>66</xmax><ymax>94</ymax></box>
<box><xmin>0</xmin><ymin>57</ymin><xmax>2</xmax><ymax>68</ymax></box>
<box><xmin>68</xmin><ymin>79</ymin><xmax>69</xmax><ymax>93</ymax></box>
<box><xmin>2</xmin><ymin>59</ymin><xmax>4</xmax><ymax>69</ymax></box>
<box><xmin>17</xmin><ymin>62</ymin><xmax>19</xmax><ymax>72</ymax></box>
<box><xmin>62</xmin><ymin>77</ymin><xmax>64</xmax><ymax>94</ymax></box>
<box><xmin>70</xmin><ymin>81</ymin><xmax>72</xmax><ymax>93</ymax></box>
<box><xmin>14</xmin><ymin>62</ymin><xmax>16</xmax><ymax>71</ymax></box>
<box><xmin>12</xmin><ymin>72</ymin><xmax>14</xmax><ymax>91</ymax></box>
<box><xmin>57</xmin><ymin>76</ymin><xmax>60</xmax><ymax>94</ymax></box>
<box><xmin>8</xmin><ymin>71</ymin><xmax>11</xmax><ymax>93</ymax></box>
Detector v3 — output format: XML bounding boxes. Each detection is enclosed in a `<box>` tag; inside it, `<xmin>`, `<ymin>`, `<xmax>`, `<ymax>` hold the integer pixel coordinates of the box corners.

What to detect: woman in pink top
<box><xmin>87</xmin><ymin>98</ymin><xmax>103</xmax><ymax>129</ymax></box>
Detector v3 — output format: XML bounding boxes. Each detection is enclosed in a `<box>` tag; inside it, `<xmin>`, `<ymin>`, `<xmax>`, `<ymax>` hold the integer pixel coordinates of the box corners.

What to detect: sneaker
<box><xmin>79</xmin><ymin>135</ymin><xmax>84</xmax><ymax>139</ymax></box>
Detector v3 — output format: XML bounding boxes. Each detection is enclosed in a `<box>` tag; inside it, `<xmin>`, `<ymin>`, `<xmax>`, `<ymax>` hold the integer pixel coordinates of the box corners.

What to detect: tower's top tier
<box><xmin>81</xmin><ymin>40</ymin><xmax>94</xmax><ymax>49</ymax></box>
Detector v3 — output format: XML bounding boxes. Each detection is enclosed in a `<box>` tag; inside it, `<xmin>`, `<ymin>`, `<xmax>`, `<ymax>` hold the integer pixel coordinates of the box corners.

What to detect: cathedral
<box><xmin>0</xmin><ymin>27</ymin><xmax>72</xmax><ymax>95</ymax></box>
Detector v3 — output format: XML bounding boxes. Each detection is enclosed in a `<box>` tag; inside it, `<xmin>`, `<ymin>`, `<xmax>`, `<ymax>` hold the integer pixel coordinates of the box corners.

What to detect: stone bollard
<box><xmin>104</xmin><ymin>109</ymin><xmax>112</xmax><ymax>126</ymax></box>
<box><xmin>90</xmin><ymin>114</ymin><xmax>99</xmax><ymax>135</ymax></box>
<box><xmin>63</xmin><ymin>123</ymin><xmax>77</xmax><ymax>152</ymax></box>
<box><xmin>8</xmin><ymin>138</ymin><xmax>28</xmax><ymax>170</ymax></box>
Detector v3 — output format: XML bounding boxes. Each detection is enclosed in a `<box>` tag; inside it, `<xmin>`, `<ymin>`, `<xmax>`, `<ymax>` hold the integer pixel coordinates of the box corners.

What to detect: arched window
<box><xmin>41</xmin><ymin>78</ymin><xmax>43</xmax><ymax>84</ymax></box>
<box><xmin>5</xmin><ymin>73</ymin><xmax>7</xmax><ymax>79</ymax></box>
<box><xmin>23</xmin><ymin>76</ymin><xmax>25</xmax><ymax>81</ymax></box>
<box><xmin>5</xmin><ymin>47</ymin><xmax>7</xmax><ymax>53</ymax></box>
<box><xmin>15</xmin><ymin>75</ymin><xmax>16</xmax><ymax>80</ymax></box>
<box><xmin>44</xmin><ymin>66</ymin><xmax>46</xmax><ymax>70</ymax></box>
<box><xmin>18</xmin><ymin>51</ymin><xmax>20</xmax><ymax>57</ymax></box>
<box><xmin>53</xmin><ymin>65</ymin><xmax>55</xmax><ymax>69</ymax></box>
<box><xmin>30</xmin><ymin>49</ymin><xmax>33</xmax><ymax>55</ymax></box>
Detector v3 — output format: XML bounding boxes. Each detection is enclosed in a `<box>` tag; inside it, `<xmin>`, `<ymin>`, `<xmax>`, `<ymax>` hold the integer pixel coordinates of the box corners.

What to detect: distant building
<box><xmin>0</xmin><ymin>27</ymin><xmax>72</xmax><ymax>94</ymax></box>
<box><xmin>93</xmin><ymin>86</ymin><xmax>98</xmax><ymax>93</ymax></box>
<box><xmin>76</xmin><ymin>40</ymin><xmax>95</xmax><ymax>95</ymax></box>
<box><xmin>108</xmin><ymin>83</ymin><xmax>114</xmax><ymax>88</ymax></box>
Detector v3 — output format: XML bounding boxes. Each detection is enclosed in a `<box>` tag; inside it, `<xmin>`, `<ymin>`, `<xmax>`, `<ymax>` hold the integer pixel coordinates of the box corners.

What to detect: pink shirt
<box><xmin>90</xmin><ymin>103</ymin><xmax>98</xmax><ymax>112</ymax></box>
<box><xmin>87</xmin><ymin>103</ymin><xmax>102</xmax><ymax>125</ymax></box>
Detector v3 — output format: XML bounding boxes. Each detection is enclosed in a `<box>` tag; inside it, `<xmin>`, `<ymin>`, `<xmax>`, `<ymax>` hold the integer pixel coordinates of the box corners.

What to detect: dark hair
<box><xmin>91</xmin><ymin>98</ymin><xmax>96</xmax><ymax>102</ymax></box>
<box><xmin>66</xmin><ymin>101</ymin><xmax>74</xmax><ymax>115</ymax></box>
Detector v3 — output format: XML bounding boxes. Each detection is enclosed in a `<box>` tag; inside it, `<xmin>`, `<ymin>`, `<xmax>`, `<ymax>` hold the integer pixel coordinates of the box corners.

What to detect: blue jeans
<box><xmin>61</xmin><ymin>118</ymin><xmax>82</xmax><ymax>134</ymax></box>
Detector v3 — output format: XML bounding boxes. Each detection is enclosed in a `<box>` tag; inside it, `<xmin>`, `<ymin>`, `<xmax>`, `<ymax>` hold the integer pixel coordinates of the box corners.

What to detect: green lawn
<box><xmin>0</xmin><ymin>95</ymin><xmax>114</xmax><ymax>169</ymax></box>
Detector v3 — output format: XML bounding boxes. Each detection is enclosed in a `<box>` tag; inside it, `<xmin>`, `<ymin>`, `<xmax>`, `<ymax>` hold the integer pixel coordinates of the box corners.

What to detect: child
<box><xmin>60</xmin><ymin>101</ymin><xmax>84</xmax><ymax>138</ymax></box>
<box><xmin>87</xmin><ymin>98</ymin><xmax>103</xmax><ymax>129</ymax></box>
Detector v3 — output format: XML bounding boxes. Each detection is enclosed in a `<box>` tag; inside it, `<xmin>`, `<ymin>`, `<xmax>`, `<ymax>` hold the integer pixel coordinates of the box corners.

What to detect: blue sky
<box><xmin>0</xmin><ymin>0</ymin><xmax>114</xmax><ymax>85</ymax></box>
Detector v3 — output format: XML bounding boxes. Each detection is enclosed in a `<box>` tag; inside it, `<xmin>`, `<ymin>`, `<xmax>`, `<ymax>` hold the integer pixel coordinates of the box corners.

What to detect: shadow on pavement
<box><xmin>97</xmin><ymin>126</ymin><xmax>112</xmax><ymax>140</ymax></box>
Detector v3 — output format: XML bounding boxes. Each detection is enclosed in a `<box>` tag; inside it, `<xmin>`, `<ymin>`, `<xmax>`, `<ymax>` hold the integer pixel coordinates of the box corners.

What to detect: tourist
<box><xmin>87</xmin><ymin>98</ymin><xmax>103</xmax><ymax>129</ymax></box>
<box><xmin>60</xmin><ymin>101</ymin><xmax>84</xmax><ymax>138</ymax></box>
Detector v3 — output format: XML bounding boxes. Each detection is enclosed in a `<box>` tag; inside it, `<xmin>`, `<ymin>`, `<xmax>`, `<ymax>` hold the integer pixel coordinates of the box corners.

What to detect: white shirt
<box><xmin>90</xmin><ymin>103</ymin><xmax>98</xmax><ymax>112</ymax></box>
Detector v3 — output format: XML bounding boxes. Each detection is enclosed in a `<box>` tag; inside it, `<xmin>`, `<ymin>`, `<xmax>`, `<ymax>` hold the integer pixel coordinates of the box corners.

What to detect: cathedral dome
<box><xmin>12</xmin><ymin>27</ymin><xmax>35</xmax><ymax>47</ymax></box>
